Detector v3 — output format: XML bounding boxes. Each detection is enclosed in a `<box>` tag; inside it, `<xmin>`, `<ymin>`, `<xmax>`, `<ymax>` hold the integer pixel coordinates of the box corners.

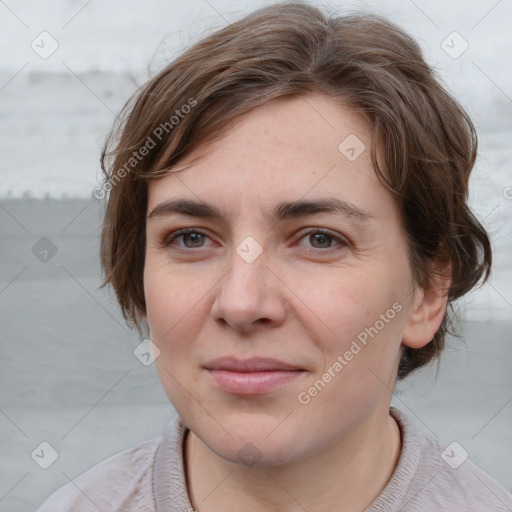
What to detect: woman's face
<box><xmin>144</xmin><ymin>93</ymin><xmax>423</xmax><ymax>466</ymax></box>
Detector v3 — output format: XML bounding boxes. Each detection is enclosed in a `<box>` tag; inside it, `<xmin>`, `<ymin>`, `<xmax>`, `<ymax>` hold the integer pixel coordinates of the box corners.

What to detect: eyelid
<box><xmin>163</xmin><ymin>226</ymin><xmax>349</xmax><ymax>251</ymax></box>
<box><xmin>295</xmin><ymin>227</ymin><xmax>350</xmax><ymax>249</ymax></box>
<box><xmin>163</xmin><ymin>227</ymin><xmax>213</xmax><ymax>247</ymax></box>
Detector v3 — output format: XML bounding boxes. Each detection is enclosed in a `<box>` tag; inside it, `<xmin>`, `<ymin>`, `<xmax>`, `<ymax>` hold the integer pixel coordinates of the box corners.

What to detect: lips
<box><xmin>203</xmin><ymin>357</ymin><xmax>302</xmax><ymax>372</ymax></box>
<box><xmin>203</xmin><ymin>357</ymin><xmax>305</xmax><ymax>395</ymax></box>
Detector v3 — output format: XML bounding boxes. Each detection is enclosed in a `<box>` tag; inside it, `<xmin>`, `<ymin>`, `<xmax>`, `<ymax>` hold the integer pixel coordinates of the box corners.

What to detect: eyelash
<box><xmin>163</xmin><ymin>227</ymin><xmax>349</xmax><ymax>252</ymax></box>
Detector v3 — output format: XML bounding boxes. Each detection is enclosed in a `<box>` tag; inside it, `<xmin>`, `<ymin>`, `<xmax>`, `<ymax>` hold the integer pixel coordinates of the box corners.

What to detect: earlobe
<box><xmin>402</xmin><ymin>270</ymin><xmax>450</xmax><ymax>349</ymax></box>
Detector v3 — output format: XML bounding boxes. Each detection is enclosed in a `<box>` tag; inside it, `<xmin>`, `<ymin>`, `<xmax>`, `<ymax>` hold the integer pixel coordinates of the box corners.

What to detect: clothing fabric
<box><xmin>36</xmin><ymin>407</ymin><xmax>512</xmax><ymax>511</ymax></box>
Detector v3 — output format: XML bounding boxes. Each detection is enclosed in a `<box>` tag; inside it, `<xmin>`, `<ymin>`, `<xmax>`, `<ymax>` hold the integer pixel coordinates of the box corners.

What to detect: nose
<box><xmin>210</xmin><ymin>241</ymin><xmax>287</xmax><ymax>333</ymax></box>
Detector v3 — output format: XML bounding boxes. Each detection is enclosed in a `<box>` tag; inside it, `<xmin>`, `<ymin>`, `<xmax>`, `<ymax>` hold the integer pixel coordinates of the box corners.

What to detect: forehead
<box><xmin>146</xmin><ymin>93</ymin><xmax>394</xmax><ymax>223</ymax></box>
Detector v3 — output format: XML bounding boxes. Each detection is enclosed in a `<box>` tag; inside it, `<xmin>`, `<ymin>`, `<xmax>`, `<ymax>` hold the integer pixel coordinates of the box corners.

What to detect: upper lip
<box><xmin>203</xmin><ymin>357</ymin><xmax>303</xmax><ymax>372</ymax></box>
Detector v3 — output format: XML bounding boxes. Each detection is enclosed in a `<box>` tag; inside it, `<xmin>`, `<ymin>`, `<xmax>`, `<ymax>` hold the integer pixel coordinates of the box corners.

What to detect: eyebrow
<box><xmin>148</xmin><ymin>197</ymin><xmax>373</xmax><ymax>224</ymax></box>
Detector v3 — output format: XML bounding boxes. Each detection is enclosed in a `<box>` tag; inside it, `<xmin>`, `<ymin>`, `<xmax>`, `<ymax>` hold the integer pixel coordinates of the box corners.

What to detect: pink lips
<box><xmin>203</xmin><ymin>357</ymin><xmax>305</xmax><ymax>395</ymax></box>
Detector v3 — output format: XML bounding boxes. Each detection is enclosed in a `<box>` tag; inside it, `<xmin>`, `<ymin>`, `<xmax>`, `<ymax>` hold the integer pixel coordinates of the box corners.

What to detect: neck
<box><xmin>184</xmin><ymin>408</ymin><xmax>402</xmax><ymax>512</ymax></box>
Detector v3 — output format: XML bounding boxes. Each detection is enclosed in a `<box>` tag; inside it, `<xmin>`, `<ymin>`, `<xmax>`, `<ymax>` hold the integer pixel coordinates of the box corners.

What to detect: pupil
<box><xmin>186</xmin><ymin>233</ymin><xmax>203</xmax><ymax>247</ymax></box>
<box><xmin>312</xmin><ymin>233</ymin><xmax>330</xmax><ymax>248</ymax></box>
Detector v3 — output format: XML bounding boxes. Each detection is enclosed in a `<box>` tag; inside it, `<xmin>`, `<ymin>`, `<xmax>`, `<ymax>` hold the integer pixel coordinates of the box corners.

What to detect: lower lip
<box><xmin>207</xmin><ymin>369</ymin><xmax>304</xmax><ymax>395</ymax></box>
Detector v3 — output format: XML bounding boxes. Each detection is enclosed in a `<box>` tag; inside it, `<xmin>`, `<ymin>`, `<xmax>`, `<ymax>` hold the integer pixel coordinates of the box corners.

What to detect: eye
<box><xmin>163</xmin><ymin>227</ymin><xmax>349</xmax><ymax>252</ymax></box>
<box><xmin>296</xmin><ymin>228</ymin><xmax>349</xmax><ymax>251</ymax></box>
<box><xmin>164</xmin><ymin>228</ymin><xmax>213</xmax><ymax>249</ymax></box>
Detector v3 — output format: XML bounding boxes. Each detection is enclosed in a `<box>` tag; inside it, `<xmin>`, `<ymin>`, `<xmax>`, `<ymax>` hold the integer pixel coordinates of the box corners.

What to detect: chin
<box><xmin>208</xmin><ymin>433</ymin><xmax>303</xmax><ymax>469</ymax></box>
<box><xmin>187</xmin><ymin>410</ymin><xmax>308</xmax><ymax>467</ymax></box>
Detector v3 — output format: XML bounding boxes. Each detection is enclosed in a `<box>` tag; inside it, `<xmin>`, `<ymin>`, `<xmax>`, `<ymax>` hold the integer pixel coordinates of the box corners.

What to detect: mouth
<box><xmin>202</xmin><ymin>357</ymin><xmax>306</xmax><ymax>396</ymax></box>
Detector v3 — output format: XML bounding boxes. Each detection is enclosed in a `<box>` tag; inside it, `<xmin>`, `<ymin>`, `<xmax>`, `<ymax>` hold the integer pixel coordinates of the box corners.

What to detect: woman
<box><xmin>37</xmin><ymin>2</ymin><xmax>512</xmax><ymax>510</ymax></box>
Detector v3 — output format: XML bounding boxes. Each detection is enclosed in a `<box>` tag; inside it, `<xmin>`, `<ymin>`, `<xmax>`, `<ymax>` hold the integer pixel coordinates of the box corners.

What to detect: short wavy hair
<box><xmin>99</xmin><ymin>1</ymin><xmax>491</xmax><ymax>379</ymax></box>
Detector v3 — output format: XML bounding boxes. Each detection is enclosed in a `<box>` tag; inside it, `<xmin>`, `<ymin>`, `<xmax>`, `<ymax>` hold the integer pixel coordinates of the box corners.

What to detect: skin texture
<box><xmin>143</xmin><ymin>93</ymin><xmax>449</xmax><ymax>511</ymax></box>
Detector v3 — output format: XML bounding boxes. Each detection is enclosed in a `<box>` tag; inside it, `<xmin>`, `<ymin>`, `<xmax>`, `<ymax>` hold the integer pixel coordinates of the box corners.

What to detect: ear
<box><xmin>402</xmin><ymin>262</ymin><xmax>451</xmax><ymax>349</ymax></box>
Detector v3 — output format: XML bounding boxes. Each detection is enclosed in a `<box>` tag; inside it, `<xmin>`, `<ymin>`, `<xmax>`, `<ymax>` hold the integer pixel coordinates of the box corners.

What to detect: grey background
<box><xmin>0</xmin><ymin>1</ymin><xmax>511</xmax><ymax>510</ymax></box>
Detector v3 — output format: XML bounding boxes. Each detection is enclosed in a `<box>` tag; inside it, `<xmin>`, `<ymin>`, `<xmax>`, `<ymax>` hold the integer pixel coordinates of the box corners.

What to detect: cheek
<box><xmin>299</xmin><ymin>264</ymin><xmax>409</xmax><ymax>394</ymax></box>
<box><xmin>302</xmin><ymin>268</ymin><xmax>399</xmax><ymax>340</ymax></box>
<box><xmin>144</xmin><ymin>260</ymin><xmax>207</xmax><ymax>340</ymax></box>
<box><xmin>144</xmin><ymin>264</ymin><xmax>205</xmax><ymax>405</ymax></box>
<box><xmin>297</xmin><ymin>274</ymin><xmax>406</xmax><ymax>418</ymax></box>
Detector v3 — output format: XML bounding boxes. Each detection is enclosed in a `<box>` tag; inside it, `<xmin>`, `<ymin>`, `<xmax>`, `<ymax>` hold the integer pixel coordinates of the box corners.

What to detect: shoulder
<box><xmin>414</xmin><ymin>431</ymin><xmax>512</xmax><ymax>511</ymax></box>
<box><xmin>36</xmin><ymin>436</ymin><xmax>162</xmax><ymax>512</ymax></box>
<box><xmin>386</xmin><ymin>408</ymin><xmax>512</xmax><ymax>511</ymax></box>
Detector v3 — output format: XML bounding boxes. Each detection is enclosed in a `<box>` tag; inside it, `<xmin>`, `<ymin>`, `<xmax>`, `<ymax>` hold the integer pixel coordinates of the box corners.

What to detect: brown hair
<box><xmin>99</xmin><ymin>1</ymin><xmax>491</xmax><ymax>379</ymax></box>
